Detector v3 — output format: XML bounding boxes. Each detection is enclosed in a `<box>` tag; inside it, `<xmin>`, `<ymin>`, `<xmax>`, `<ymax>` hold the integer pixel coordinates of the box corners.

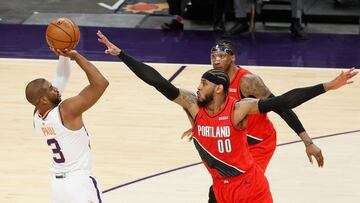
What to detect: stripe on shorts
<box><xmin>90</xmin><ymin>176</ymin><xmax>102</xmax><ymax>203</ymax></box>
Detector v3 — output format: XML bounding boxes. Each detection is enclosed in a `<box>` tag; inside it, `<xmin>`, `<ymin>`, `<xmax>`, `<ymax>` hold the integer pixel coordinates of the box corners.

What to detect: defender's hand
<box><xmin>97</xmin><ymin>30</ymin><xmax>121</xmax><ymax>56</ymax></box>
<box><xmin>324</xmin><ymin>67</ymin><xmax>358</xmax><ymax>91</ymax></box>
<box><xmin>181</xmin><ymin>128</ymin><xmax>193</xmax><ymax>142</ymax></box>
<box><xmin>306</xmin><ymin>143</ymin><xmax>324</xmax><ymax>167</ymax></box>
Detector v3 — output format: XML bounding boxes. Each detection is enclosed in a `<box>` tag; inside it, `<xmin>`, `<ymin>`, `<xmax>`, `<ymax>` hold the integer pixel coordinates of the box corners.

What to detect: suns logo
<box><xmin>123</xmin><ymin>2</ymin><xmax>168</xmax><ymax>14</ymax></box>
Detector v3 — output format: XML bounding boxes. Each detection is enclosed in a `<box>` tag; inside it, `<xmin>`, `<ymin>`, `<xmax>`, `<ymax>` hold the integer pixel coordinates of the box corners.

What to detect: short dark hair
<box><xmin>201</xmin><ymin>69</ymin><xmax>230</xmax><ymax>93</ymax></box>
<box><xmin>25</xmin><ymin>78</ymin><xmax>48</xmax><ymax>105</ymax></box>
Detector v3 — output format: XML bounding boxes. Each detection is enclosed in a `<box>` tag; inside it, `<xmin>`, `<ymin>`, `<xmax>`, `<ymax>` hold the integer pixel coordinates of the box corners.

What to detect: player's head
<box><xmin>210</xmin><ymin>39</ymin><xmax>236</xmax><ymax>71</ymax></box>
<box><xmin>197</xmin><ymin>69</ymin><xmax>230</xmax><ymax>107</ymax></box>
<box><xmin>25</xmin><ymin>78</ymin><xmax>62</xmax><ymax>107</ymax></box>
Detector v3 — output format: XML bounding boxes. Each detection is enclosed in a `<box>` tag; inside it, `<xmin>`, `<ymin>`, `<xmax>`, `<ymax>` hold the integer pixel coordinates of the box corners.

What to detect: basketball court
<box><xmin>0</xmin><ymin>57</ymin><xmax>359</xmax><ymax>202</ymax></box>
<box><xmin>1</xmin><ymin>0</ymin><xmax>359</xmax><ymax>201</ymax></box>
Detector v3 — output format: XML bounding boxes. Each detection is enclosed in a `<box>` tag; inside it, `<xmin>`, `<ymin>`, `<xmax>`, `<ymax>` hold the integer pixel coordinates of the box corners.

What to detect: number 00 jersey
<box><xmin>33</xmin><ymin>106</ymin><xmax>92</xmax><ymax>174</ymax></box>
<box><xmin>193</xmin><ymin>97</ymin><xmax>254</xmax><ymax>179</ymax></box>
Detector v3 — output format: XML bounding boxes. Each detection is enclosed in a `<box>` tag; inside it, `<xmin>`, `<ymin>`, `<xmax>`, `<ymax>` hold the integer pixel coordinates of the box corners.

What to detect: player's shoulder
<box><xmin>240</xmin><ymin>73</ymin><xmax>263</xmax><ymax>88</ymax></box>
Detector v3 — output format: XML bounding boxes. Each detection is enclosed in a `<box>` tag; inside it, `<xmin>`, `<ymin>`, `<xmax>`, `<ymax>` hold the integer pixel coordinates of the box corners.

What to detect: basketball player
<box><xmin>181</xmin><ymin>39</ymin><xmax>324</xmax><ymax>202</ymax></box>
<box><xmin>97</xmin><ymin>30</ymin><xmax>357</xmax><ymax>202</ymax></box>
<box><xmin>25</xmin><ymin>48</ymin><xmax>108</xmax><ymax>203</ymax></box>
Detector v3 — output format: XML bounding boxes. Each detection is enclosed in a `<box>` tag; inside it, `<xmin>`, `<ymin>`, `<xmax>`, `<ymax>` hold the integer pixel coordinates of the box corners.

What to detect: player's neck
<box><xmin>227</xmin><ymin>64</ymin><xmax>238</xmax><ymax>82</ymax></box>
<box><xmin>37</xmin><ymin>105</ymin><xmax>56</xmax><ymax>118</ymax></box>
<box><xmin>206</xmin><ymin>95</ymin><xmax>227</xmax><ymax>114</ymax></box>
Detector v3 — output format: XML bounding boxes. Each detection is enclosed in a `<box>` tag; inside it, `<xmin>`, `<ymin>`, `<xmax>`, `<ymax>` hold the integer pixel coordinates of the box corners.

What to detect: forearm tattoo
<box><xmin>179</xmin><ymin>89</ymin><xmax>197</xmax><ymax>106</ymax></box>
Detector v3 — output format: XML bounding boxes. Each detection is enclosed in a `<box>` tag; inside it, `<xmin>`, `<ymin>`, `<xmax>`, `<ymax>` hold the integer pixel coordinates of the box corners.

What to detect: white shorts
<box><xmin>51</xmin><ymin>171</ymin><xmax>103</xmax><ymax>203</ymax></box>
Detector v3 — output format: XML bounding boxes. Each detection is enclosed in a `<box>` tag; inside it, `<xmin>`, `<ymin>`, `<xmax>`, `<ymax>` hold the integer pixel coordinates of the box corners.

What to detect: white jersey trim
<box><xmin>247</xmin><ymin>134</ymin><xmax>263</xmax><ymax>141</ymax></box>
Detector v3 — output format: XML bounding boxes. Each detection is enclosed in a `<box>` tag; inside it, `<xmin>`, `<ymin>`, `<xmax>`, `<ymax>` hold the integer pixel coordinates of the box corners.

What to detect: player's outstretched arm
<box><xmin>240</xmin><ymin>73</ymin><xmax>324</xmax><ymax>167</ymax></box>
<box><xmin>235</xmin><ymin>68</ymin><xmax>358</xmax><ymax>122</ymax></box>
<box><xmin>53</xmin><ymin>49</ymin><xmax>109</xmax><ymax>115</ymax></box>
<box><xmin>257</xmin><ymin>68</ymin><xmax>358</xmax><ymax>114</ymax></box>
<box><xmin>241</xmin><ymin>73</ymin><xmax>307</xmax><ymax>136</ymax></box>
<box><xmin>97</xmin><ymin>30</ymin><xmax>199</xmax><ymax>119</ymax></box>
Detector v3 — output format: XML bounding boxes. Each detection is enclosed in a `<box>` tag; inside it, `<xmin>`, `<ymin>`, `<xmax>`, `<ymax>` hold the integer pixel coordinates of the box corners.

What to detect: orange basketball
<box><xmin>46</xmin><ymin>17</ymin><xmax>80</xmax><ymax>50</ymax></box>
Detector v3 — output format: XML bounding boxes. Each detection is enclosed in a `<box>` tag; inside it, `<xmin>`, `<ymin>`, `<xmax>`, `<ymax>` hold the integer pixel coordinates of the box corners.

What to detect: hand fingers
<box><xmin>181</xmin><ymin>130</ymin><xmax>193</xmax><ymax>140</ymax></box>
<box><xmin>97</xmin><ymin>30</ymin><xmax>103</xmax><ymax>37</ymax></box>
<box><xmin>345</xmin><ymin>68</ymin><xmax>358</xmax><ymax>77</ymax></box>
<box><xmin>315</xmin><ymin>152</ymin><xmax>324</xmax><ymax>167</ymax></box>
<box><xmin>181</xmin><ymin>132</ymin><xmax>190</xmax><ymax>139</ymax></box>
<box><xmin>97</xmin><ymin>37</ymin><xmax>111</xmax><ymax>47</ymax></box>
<box><xmin>181</xmin><ymin>132</ymin><xmax>186</xmax><ymax>139</ymax></box>
<box><xmin>56</xmin><ymin>49</ymin><xmax>65</xmax><ymax>55</ymax></box>
<box><xmin>97</xmin><ymin>31</ymin><xmax>107</xmax><ymax>43</ymax></box>
<box><xmin>49</xmin><ymin>47</ymin><xmax>59</xmax><ymax>55</ymax></box>
<box><xmin>308</xmin><ymin>154</ymin><xmax>313</xmax><ymax>165</ymax></box>
<box><xmin>349</xmin><ymin>71</ymin><xmax>359</xmax><ymax>78</ymax></box>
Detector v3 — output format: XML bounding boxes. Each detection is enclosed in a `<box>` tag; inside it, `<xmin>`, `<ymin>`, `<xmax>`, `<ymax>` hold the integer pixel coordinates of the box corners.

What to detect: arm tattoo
<box><xmin>179</xmin><ymin>89</ymin><xmax>197</xmax><ymax>106</ymax></box>
<box><xmin>240</xmin><ymin>74</ymin><xmax>271</xmax><ymax>99</ymax></box>
<box><xmin>239</xmin><ymin>97</ymin><xmax>257</xmax><ymax>103</ymax></box>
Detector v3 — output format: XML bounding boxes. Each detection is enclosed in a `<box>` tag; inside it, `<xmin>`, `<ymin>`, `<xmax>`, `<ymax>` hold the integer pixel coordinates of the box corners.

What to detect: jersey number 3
<box><xmin>47</xmin><ymin>139</ymin><xmax>65</xmax><ymax>163</ymax></box>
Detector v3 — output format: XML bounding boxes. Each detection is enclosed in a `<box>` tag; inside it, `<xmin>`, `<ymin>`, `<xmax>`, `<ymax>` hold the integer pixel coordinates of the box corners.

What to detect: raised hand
<box><xmin>50</xmin><ymin>47</ymin><xmax>78</xmax><ymax>59</ymax></box>
<box><xmin>97</xmin><ymin>30</ymin><xmax>121</xmax><ymax>56</ymax></box>
<box><xmin>324</xmin><ymin>67</ymin><xmax>358</xmax><ymax>91</ymax></box>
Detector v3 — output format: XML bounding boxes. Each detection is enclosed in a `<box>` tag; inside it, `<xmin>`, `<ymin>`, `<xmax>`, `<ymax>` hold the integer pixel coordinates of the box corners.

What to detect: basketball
<box><xmin>45</xmin><ymin>17</ymin><xmax>80</xmax><ymax>50</ymax></box>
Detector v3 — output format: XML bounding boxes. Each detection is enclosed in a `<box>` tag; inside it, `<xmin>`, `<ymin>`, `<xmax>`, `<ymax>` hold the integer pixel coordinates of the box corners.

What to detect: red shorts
<box><xmin>212</xmin><ymin>164</ymin><xmax>273</xmax><ymax>203</ymax></box>
<box><xmin>249</xmin><ymin>131</ymin><xmax>277</xmax><ymax>171</ymax></box>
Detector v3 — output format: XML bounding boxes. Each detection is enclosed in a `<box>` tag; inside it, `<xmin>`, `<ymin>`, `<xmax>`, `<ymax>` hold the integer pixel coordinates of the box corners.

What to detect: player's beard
<box><xmin>50</xmin><ymin>96</ymin><xmax>62</xmax><ymax>106</ymax></box>
<box><xmin>197</xmin><ymin>91</ymin><xmax>214</xmax><ymax>107</ymax></box>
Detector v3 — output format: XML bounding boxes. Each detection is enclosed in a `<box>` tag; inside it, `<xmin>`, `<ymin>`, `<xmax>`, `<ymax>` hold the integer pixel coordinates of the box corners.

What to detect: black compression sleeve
<box><xmin>118</xmin><ymin>51</ymin><xmax>180</xmax><ymax>101</ymax></box>
<box><xmin>269</xmin><ymin>94</ymin><xmax>306</xmax><ymax>135</ymax></box>
<box><xmin>258</xmin><ymin>84</ymin><xmax>325</xmax><ymax>113</ymax></box>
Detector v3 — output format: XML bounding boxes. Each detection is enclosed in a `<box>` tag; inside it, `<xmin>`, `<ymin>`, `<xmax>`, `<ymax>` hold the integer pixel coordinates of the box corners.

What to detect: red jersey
<box><xmin>193</xmin><ymin>96</ymin><xmax>254</xmax><ymax>179</ymax></box>
<box><xmin>228</xmin><ymin>67</ymin><xmax>276</xmax><ymax>145</ymax></box>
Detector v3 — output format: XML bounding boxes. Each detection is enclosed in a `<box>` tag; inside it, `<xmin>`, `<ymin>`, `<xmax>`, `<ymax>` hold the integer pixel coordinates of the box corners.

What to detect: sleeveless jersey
<box><xmin>228</xmin><ymin>67</ymin><xmax>276</xmax><ymax>144</ymax></box>
<box><xmin>33</xmin><ymin>106</ymin><xmax>92</xmax><ymax>174</ymax></box>
<box><xmin>193</xmin><ymin>96</ymin><xmax>254</xmax><ymax>179</ymax></box>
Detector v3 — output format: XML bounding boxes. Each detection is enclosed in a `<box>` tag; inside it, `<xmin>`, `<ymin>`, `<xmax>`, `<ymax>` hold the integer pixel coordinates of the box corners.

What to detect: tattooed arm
<box><xmin>174</xmin><ymin>89</ymin><xmax>199</xmax><ymax>120</ymax></box>
<box><xmin>97</xmin><ymin>30</ymin><xmax>200</xmax><ymax>117</ymax></box>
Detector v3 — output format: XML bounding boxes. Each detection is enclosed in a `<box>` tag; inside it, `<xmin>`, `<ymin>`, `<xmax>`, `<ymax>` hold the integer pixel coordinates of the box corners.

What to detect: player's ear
<box><xmin>215</xmin><ymin>84</ymin><xmax>224</xmax><ymax>94</ymax></box>
<box><xmin>230</xmin><ymin>54</ymin><xmax>236</xmax><ymax>62</ymax></box>
<box><xmin>39</xmin><ymin>96</ymin><xmax>48</xmax><ymax>104</ymax></box>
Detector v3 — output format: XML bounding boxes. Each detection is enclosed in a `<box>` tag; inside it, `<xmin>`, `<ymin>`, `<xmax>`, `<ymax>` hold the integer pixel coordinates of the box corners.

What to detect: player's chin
<box><xmin>54</xmin><ymin>98</ymin><xmax>62</xmax><ymax>106</ymax></box>
<box><xmin>213</xmin><ymin>66</ymin><xmax>224</xmax><ymax>70</ymax></box>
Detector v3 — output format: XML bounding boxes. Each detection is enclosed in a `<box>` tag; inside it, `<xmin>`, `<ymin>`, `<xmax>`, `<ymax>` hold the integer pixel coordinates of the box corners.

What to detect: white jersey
<box><xmin>34</xmin><ymin>106</ymin><xmax>93</xmax><ymax>174</ymax></box>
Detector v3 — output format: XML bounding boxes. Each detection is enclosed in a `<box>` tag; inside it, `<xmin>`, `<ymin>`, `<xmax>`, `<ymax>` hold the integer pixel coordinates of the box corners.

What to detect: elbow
<box><xmin>102</xmin><ymin>78</ymin><xmax>110</xmax><ymax>89</ymax></box>
<box><xmin>104</xmin><ymin>78</ymin><xmax>109</xmax><ymax>87</ymax></box>
<box><xmin>99</xmin><ymin>77</ymin><xmax>109</xmax><ymax>90</ymax></box>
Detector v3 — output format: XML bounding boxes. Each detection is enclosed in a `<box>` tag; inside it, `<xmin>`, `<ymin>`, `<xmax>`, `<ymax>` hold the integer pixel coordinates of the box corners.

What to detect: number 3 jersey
<box><xmin>193</xmin><ymin>96</ymin><xmax>254</xmax><ymax>179</ymax></box>
<box><xmin>33</xmin><ymin>106</ymin><xmax>93</xmax><ymax>174</ymax></box>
